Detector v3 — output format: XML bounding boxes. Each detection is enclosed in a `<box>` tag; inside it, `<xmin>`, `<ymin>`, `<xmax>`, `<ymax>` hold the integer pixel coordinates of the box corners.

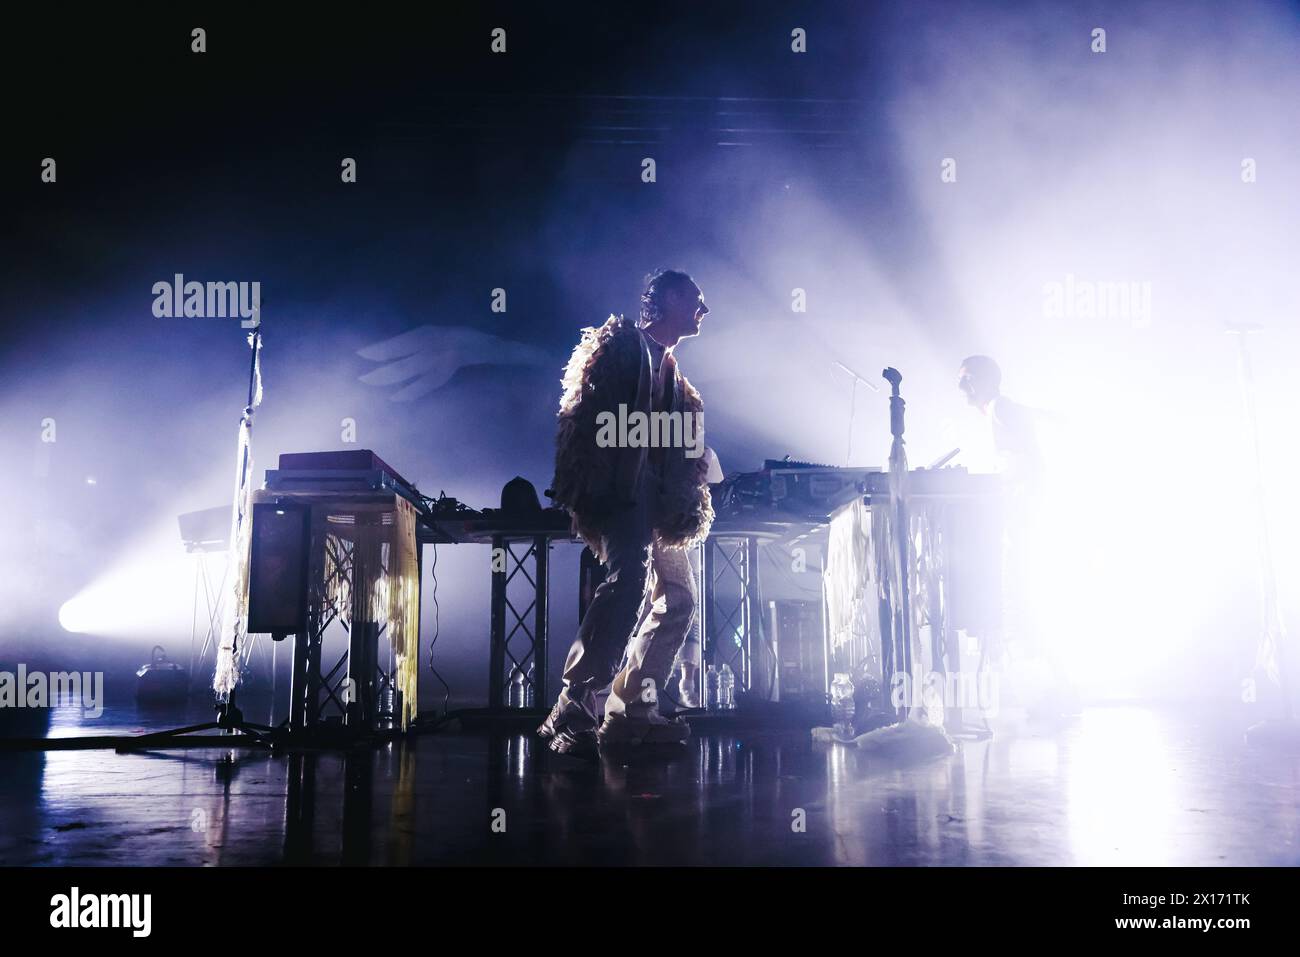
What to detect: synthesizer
<box><xmin>713</xmin><ymin>458</ymin><xmax>998</xmax><ymax>524</ymax></box>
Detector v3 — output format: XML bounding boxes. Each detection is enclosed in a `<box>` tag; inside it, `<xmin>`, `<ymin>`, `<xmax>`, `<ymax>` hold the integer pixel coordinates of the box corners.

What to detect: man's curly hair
<box><xmin>638</xmin><ymin>269</ymin><xmax>696</xmax><ymax>329</ymax></box>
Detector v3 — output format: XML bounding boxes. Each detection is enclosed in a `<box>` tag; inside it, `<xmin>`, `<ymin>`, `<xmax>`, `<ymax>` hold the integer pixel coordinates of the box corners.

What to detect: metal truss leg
<box><xmin>487</xmin><ymin>536</ymin><xmax>549</xmax><ymax>711</ymax></box>
<box><xmin>704</xmin><ymin>536</ymin><xmax>761</xmax><ymax>700</ymax></box>
<box><xmin>532</xmin><ymin>535</ymin><xmax>548</xmax><ymax>708</ymax></box>
<box><xmin>489</xmin><ymin>535</ymin><xmax>507</xmax><ymax>709</ymax></box>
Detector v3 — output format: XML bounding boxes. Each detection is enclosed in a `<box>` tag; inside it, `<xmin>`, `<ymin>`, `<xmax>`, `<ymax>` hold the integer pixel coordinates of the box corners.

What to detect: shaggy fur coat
<box><xmin>550</xmin><ymin>314</ymin><xmax>714</xmax><ymax>558</ymax></box>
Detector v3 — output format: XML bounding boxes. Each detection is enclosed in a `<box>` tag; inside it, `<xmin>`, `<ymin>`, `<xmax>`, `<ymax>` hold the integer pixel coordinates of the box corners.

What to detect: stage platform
<box><xmin>0</xmin><ymin>704</ymin><xmax>1295</xmax><ymax>867</ymax></box>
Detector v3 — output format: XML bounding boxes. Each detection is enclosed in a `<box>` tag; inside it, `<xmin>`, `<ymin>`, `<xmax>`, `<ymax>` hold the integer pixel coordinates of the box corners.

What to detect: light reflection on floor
<box><xmin>1</xmin><ymin>704</ymin><xmax>1296</xmax><ymax>866</ymax></box>
<box><xmin>1067</xmin><ymin>707</ymin><xmax>1178</xmax><ymax>865</ymax></box>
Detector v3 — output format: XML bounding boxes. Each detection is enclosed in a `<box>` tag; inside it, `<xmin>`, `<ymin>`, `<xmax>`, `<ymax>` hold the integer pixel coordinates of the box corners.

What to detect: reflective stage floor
<box><xmin>1</xmin><ymin>705</ymin><xmax>1297</xmax><ymax>866</ymax></box>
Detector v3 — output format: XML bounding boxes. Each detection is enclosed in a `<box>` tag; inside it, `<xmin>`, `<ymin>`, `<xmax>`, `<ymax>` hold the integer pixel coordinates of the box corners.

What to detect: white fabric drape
<box><xmin>214</xmin><ymin>333</ymin><xmax>262</xmax><ymax>697</ymax></box>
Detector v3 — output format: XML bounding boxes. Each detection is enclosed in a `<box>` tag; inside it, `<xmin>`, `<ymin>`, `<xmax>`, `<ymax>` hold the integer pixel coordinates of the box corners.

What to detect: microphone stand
<box><xmin>883</xmin><ymin>367</ymin><xmax>913</xmax><ymax>719</ymax></box>
<box><xmin>1229</xmin><ymin>324</ymin><xmax>1298</xmax><ymax>748</ymax></box>
<box><xmin>832</xmin><ymin>360</ymin><xmax>880</xmax><ymax>465</ymax></box>
<box><xmin>114</xmin><ymin>322</ymin><xmax>280</xmax><ymax>752</ymax></box>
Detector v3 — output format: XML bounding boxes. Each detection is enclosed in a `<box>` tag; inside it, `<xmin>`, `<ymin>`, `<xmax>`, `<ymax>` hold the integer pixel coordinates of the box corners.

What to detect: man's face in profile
<box><xmin>664</xmin><ymin>282</ymin><xmax>709</xmax><ymax>339</ymax></box>
<box><xmin>958</xmin><ymin>364</ymin><xmax>991</xmax><ymax>407</ymax></box>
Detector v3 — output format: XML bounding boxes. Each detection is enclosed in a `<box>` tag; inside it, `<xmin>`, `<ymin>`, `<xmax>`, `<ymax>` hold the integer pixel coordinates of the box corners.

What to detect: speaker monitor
<box><xmin>247</xmin><ymin>503</ymin><xmax>311</xmax><ymax>637</ymax></box>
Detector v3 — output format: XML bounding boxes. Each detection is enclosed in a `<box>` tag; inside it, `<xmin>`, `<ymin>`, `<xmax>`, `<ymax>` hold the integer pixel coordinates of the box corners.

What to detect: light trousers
<box><xmin>557</xmin><ymin>496</ymin><xmax>698</xmax><ymax>720</ymax></box>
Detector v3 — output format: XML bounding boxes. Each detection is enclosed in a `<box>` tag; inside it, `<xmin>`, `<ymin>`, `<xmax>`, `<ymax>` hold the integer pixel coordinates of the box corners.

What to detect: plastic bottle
<box><xmin>705</xmin><ymin>665</ymin><xmax>721</xmax><ymax>711</ymax></box>
<box><xmin>509</xmin><ymin>666</ymin><xmax>526</xmax><ymax>708</ymax></box>
<box><xmin>830</xmin><ymin>672</ymin><xmax>856</xmax><ymax>739</ymax></box>
<box><xmin>719</xmin><ymin>663</ymin><xmax>736</xmax><ymax>710</ymax></box>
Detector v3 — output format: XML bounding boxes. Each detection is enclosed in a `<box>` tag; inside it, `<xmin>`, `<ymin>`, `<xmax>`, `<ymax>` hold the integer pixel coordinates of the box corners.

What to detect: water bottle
<box><xmin>509</xmin><ymin>666</ymin><xmax>526</xmax><ymax>708</ymax></box>
<box><xmin>830</xmin><ymin>673</ymin><xmax>855</xmax><ymax>739</ymax></box>
<box><xmin>705</xmin><ymin>665</ymin><xmax>721</xmax><ymax>711</ymax></box>
<box><xmin>524</xmin><ymin>663</ymin><xmax>535</xmax><ymax>708</ymax></box>
<box><xmin>719</xmin><ymin>664</ymin><xmax>736</xmax><ymax>710</ymax></box>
